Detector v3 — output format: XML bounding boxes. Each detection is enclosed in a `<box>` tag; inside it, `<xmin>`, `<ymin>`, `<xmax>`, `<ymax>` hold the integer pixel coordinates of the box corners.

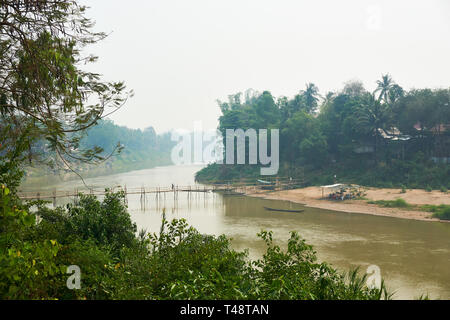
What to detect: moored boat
<box><xmin>263</xmin><ymin>206</ymin><xmax>304</xmax><ymax>213</ymax></box>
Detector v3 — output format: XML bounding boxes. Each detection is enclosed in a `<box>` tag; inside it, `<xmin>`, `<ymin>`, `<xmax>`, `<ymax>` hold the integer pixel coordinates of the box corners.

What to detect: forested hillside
<box><xmin>196</xmin><ymin>77</ymin><xmax>450</xmax><ymax>189</ymax></box>
<box><xmin>23</xmin><ymin>119</ymin><xmax>175</xmax><ymax>183</ymax></box>
<box><xmin>80</xmin><ymin>119</ymin><xmax>174</xmax><ymax>170</ymax></box>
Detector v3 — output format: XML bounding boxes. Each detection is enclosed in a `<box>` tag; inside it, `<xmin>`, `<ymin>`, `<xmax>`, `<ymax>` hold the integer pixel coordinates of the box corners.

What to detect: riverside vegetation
<box><xmin>195</xmin><ymin>81</ymin><xmax>449</xmax><ymax>190</ymax></box>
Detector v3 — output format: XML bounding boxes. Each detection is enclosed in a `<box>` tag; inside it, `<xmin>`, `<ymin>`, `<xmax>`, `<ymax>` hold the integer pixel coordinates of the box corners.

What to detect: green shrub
<box><xmin>368</xmin><ymin>199</ymin><xmax>410</xmax><ymax>208</ymax></box>
<box><xmin>53</xmin><ymin>239</ymin><xmax>115</xmax><ymax>300</ymax></box>
<box><xmin>37</xmin><ymin>190</ymin><xmax>137</xmax><ymax>256</ymax></box>
<box><xmin>0</xmin><ymin>186</ymin><xmax>63</xmax><ymax>299</ymax></box>
<box><xmin>420</xmin><ymin>204</ymin><xmax>450</xmax><ymax>221</ymax></box>
<box><xmin>432</xmin><ymin>207</ymin><xmax>450</xmax><ymax>220</ymax></box>
<box><xmin>145</xmin><ymin>220</ymin><xmax>392</xmax><ymax>300</ymax></box>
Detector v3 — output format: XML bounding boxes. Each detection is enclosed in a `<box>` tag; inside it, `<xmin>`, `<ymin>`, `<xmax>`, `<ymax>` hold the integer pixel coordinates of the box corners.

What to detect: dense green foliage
<box><xmin>196</xmin><ymin>79</ymin><xmax>450</xmax><ymax>189</ymax></box>
<box><xmin>0</xmin><ymin>185</ymin><xmax>62</xmax><ymax>299</ymax></box>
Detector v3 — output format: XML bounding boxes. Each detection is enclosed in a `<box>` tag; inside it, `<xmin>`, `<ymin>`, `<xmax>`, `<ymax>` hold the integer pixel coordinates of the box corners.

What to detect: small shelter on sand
<box><xmin>320</xmin><ymin>184</ymin><xmax>364</xmax><ymax>200</ymax></box>
<box><xmin>320</xmin><ymin>184</ymin><xmax>345</xmax><ymax>198</ymax></box>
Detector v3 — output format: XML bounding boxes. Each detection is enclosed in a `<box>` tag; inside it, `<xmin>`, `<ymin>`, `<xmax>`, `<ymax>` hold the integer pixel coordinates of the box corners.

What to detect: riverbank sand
<box><xmin>246</xmin><ymin>187</ymin><xmax>450</xmax><ymax>222</ymax></box>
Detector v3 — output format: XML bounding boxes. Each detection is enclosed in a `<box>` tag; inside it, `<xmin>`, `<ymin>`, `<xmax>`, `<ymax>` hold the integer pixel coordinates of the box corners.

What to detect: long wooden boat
<box><xmin>263</xmin><ymin>206</ymin><xmax>304</xmax><ymax>213</ymax></box>
<box><xmin>222</xmin><ymin>192</ymin><xmax>245</xmax><ymax>196</ymax></box>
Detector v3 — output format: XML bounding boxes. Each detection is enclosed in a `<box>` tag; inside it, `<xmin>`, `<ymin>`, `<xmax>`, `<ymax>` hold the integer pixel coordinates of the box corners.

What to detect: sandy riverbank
<box><xmin>246</xmin><ymin>187</ymin><xmax>450</xmax><ymax>222</ymax></box>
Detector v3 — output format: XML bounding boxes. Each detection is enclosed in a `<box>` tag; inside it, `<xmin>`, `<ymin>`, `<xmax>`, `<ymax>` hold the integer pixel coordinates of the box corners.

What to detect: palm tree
<box><xmin>354</xmin><ymin>93</ymin><xmax>391</xmax><ymax>162</ymax></box>
<box><xmin>323</xmin><ymin>91</ymin><xmax>335</xmax><ymax>104</ymax></box>
<box><xmin>375</xmin><ymin>74</ymin><xmax>394</xmax><ymax>104</ymax></box>
<box><xmin>319</xmin><ymin>91</ymin><xmax>335</xmax><ymax>113</ymax></box>
<box><xmin>301</xmin><ymin>83</ymin><xmax>321</xmax><ymax>114</ymax></box>
<box><xmin>387</xmin><ymin>84</ymin><xmax>404</xmax><ymax>104</ymax></box>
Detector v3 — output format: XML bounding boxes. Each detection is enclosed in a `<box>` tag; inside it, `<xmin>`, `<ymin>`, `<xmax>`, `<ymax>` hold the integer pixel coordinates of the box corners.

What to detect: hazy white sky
<box><xmin>82</xmin><ymin>0</ymin><xmax>450</xmax><ymax>133</ymax></box>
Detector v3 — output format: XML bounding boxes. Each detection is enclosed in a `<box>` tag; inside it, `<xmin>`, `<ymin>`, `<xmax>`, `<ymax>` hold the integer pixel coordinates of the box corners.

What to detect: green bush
<box><xmin>144</xmin><ymin>219</ymin><xmax>391</xmax><ymax>300</ymax></box>
<box><xmin>368</xmin><ymin>199</ymin><xmax>410</xmax><ymax>208</ymax></box>
<box><xmin>432</xmin><ymin>207</ymin><xmax>450</xmax><ymax>220</ymax></box>
<box><xmin>37</xmin><ymin>191</ymin><xmax>137</xmax><ymax>256</ymax></box>
<box><xmin>419</xmin><ymin>204</ymin><xmax>450</xmax><ymax>221</ymax></box>
<box><xmin>421</xmin><ymin>205</ymin><xmax>450</xmax><ymax>221</ymax></box>
<box><xmin>53</xmin><ymin>239</ymin><xmax>115</xmax><ymax>300</ymax></box>
<box><xmin>0</xmin><ymin>186</ymin><xmax>63</xmax><ymax>299</ymax></box>
<box><xmin>145</xmin><ymin>218</ymin><xmax>250</xmax><ymax>299</ymax></box>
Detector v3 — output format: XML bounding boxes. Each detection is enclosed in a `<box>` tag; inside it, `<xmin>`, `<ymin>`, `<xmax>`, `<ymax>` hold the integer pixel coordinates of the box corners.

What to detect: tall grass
<box><xmin>422</xmin><ymin>205</ymin><xmax>450</xmax><ymax>221</ymax></box>
<box><xmin>368</xmin><ymin>200</ymin><xmax>450</xmax><ymax>221</ymax></box>
<box><xmin>368</xmin><ymin>198</ymin><xmax>410</xmax><ymax>208</ymax></box>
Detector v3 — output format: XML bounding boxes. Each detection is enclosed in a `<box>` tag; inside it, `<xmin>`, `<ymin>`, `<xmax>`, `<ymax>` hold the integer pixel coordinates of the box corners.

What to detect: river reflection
<box><xmin>22</xmin><ymin>164</ymin><xmax>450</xmax><ymax>299</ymax></box>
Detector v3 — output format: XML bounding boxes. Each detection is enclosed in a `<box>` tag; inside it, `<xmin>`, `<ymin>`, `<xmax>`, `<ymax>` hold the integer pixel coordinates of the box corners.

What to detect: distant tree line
<box><xmin>79</xmin><ymin>119</ymin><xmax>175</xmax><ymax>169</ymax></box>
<box><xmin>19</xmin><ymin>119</ymin><xmax>176</xmax><ymax>181</ymax></box>
<box><xmin>80</xmin><ymin>119</ymin><xmax>173</xmax><ymax>156</ymax></box>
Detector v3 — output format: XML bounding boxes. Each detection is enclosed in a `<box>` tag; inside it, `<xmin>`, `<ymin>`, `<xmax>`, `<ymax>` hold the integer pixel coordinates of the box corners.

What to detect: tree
<box><xmin>387</xmin><ymin>84</ymin><xmax>404</xmax><ymax>105</ymax></box>
<box><xmin>0</xmin><ymin>1</ymin><xmax>131</xmax><ymax>171</ymax></box>
<box><xmin>300</xmin><ymin>83</ymin><xmax>321</xmax><ymax>114</ymax></box>
<box><xmin>342</xmin><ymin>80</ymin><xmax>366</xmax><ymax>97</ymax></box>
<box><xmin>374</xmin><ymin>74</ymin><xmax>394</xmax><ymax>104</ymax></box>
<box><xmin>281</xmin><ymin>111</ymin><xmax>327</xmax><ymax>166</ymax></box>
<box><xmin>354</xmin><ymin>93</ymin><xmax>392</xmax><ymax>161</ymax></box>
<box><xmin>395</xmin><ymin>88</ymin><xmax>450</xmax><ymax>157</ymax></box>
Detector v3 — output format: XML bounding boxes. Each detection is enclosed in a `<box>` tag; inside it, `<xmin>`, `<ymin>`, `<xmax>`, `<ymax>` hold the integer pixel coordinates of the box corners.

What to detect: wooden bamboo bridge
<box><xmin>18</xmin><ymin>185</ymin><xmax>229</xmax><ymax>200</ymax></box>
<box><xmin>17</xmin><ymin>177</ymin><xmax>304</xmax><ymax>202</ymax></box>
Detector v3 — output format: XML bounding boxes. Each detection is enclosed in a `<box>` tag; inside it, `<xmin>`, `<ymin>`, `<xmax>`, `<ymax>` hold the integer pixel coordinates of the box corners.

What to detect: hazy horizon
<box><xmin>82</xmin><ymin>0</ymin><xmax>450</xmax><ymax>133</ymax></box>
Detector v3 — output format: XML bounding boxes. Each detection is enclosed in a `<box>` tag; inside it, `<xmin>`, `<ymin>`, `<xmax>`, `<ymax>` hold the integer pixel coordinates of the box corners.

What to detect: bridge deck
<box><xmin>17</xmin><ymin>178</ymin><xmax>304</xmax><ymax>200</ymax></box>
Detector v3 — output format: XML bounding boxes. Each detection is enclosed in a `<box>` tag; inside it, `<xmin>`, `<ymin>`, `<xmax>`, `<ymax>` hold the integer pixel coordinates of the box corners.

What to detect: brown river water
<box><xmin>21</xmin><ymin>164</ymin><xmax>450</xmax><ymax>299</ymax></box>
